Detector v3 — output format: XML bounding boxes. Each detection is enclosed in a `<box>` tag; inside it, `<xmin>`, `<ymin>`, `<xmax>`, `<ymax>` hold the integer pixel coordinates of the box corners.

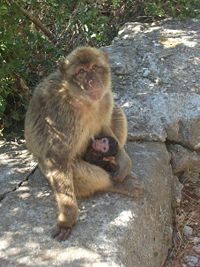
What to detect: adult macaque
<box><xmin>25</xmin><ymin>46</ymin><xmax>143</xmax><ymax>241</ymax></box>
<box><xmin>84</xmin><ymin>135</ymin><xmax>119</xmax><ymax>175</ymax></box>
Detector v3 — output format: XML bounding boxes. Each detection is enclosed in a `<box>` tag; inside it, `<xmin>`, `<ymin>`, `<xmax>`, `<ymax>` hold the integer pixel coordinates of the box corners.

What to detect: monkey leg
<box><xmin>73</xmin><ymin>159</ymin><xmax>143</xmax><ymax>198</ymax></box>
<box><xmin>73</xmin><ymin>159</ymin><xmax>112</xmax><ymax>197</ymax></box>
<box><xmin>111</xmin><ymin>105</ymin><xmax>128</xmax><ymax>147</ymax></box>
<box><xmin>108</xmin><ymin>173</ymin><xmax>144</xmax><ymax>198</ymax></box>
<box><xmin>38</xmin><ymin>158</ymin><xmax>78</xmax><ymax>241</ymax></box>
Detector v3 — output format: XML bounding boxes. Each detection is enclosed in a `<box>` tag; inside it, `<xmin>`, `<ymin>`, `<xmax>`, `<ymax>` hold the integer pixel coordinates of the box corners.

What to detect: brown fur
<box><xmin>25</xmin><ymin>46</ymin><xmax>143</xmax><ymax>241</ymax></box>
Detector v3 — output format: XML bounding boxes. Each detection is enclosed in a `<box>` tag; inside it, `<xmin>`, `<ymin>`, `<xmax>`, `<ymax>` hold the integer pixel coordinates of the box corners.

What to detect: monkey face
<box><xmin>59</xmin><ymin>47</ymin><xmax>111</xmax><ymax>101</ymax></box>
<box><xmin>74</xmin><ymin>63</ymin><xmax>108</xmax><ymax>100</ymax></box>
<box><xmin>92</xmin><ymin>137</ymin><xmax>109</xmax><ymax>153</ymax></box>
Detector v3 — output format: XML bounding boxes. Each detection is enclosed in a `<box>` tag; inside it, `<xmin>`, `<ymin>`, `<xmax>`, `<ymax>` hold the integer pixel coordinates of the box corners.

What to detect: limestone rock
<box><xmin>168</xmin><ymin>144</ymin><xmax>200</xmax><ymax>174</ymax></box>
<box><xmin>0</xmin><ymin>140</ymin><xmax>35</xmax><ymax>196</ymax></box>
<box><xmin>0</xmin><ymin>142</ymin><xmax>173</xmax><ymax>267</ymax></box>
<box><xmin>106</xmin><ymin>19</ymin><xmax>200</xmax><ymax>150</ymax></box>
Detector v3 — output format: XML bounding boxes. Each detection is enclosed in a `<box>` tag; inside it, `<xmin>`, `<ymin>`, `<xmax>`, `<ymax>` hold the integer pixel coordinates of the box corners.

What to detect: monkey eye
<box><xmin>91</xmin><ymin>64</ymin><xmax>99</xmax><ymax>71</ymax></box>
<box><xmin>78</xmin><ymin>68</ymin><xmax>86</xmax><ymax>74</ymax></box>
<box><xmin>102</xmin><ymin>138</ymin><xmax>108</xmax><ymax>144</ymax></box>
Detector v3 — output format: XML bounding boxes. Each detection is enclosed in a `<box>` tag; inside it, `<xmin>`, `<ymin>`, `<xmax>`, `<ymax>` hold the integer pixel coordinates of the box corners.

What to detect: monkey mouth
<box><xmin>89</xmin><ymin>90</ymin><xmax>101</xmax><ymax>100</ymax></box>
<box><xmin>88</xmin><ymin>80</ymin><xmax>93</xmax><ymax>87</ymax></box>
<box><xmin>87</xmin><ymin>80</ymin><xmax>102</xmax><ymax>100</ymax></box>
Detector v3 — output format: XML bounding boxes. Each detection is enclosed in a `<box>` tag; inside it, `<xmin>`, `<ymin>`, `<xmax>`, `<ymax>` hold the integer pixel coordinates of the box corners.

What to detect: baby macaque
<box><xmin>84</xmin><ymin>136</ymin><xmax>119</xmax><ymax>175</ymax></box>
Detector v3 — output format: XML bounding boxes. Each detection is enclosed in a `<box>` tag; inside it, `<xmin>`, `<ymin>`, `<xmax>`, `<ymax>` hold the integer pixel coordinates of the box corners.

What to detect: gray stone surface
<box><xmin>0</xmin><ymin>142</ymin><xmax>173</xmax><ymax>267</ymax></box>
<box><xmin>183</xmin><ymin>225</ymin><xmax>193</xmax><ymax>237</ymax></box>
<box><xmin>0</xmin><ymin>140</ymin><xmax>35</xmax><ymax>196</ymax></box>
<box><xmin>168</xmin><ymin>144</ymin><xmax>200</xmax><ymax>174</ymax></box>
<box><xmin>109</xmin><ymin>19</ymin><xmax>200</xmax><ymax>95</ymax></box>
<box><xmin>105</xmin><ymin>19</ymin><xmax>200</xmax><ymax>149</ymax></box>
<box><xmin>184</xmin><ymin>255</ymin><xmax>199</xmax><ymax>267</ymax></box>
<box><xmin>193</xmin><ymin>244</ymin><xmax>200</xmax><ymax>254</ymax></box>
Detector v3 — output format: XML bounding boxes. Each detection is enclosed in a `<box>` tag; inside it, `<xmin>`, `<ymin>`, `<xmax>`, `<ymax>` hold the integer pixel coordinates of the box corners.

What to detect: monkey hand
<box><xmin>102</xmin><ymin>156</ymin><xmax>115</xmax><ymax>162</ymax></box>
<box><xmin>52</xmin><ymin>224</ymin><xmax>72</xmax><ymax>242</ymax></box>
<box><xmin>52</xmin><ymin>204</ymin><xmax>78</xmax><ymax>242</ymax></box>
<box><xmin>111</xmin><ymin>150</ymin><xmax>132</xmax><ymax>183</ymax></box>
<box><xmin>111</xmin><ymin>162</ymin><xmax>131</xmax><ymax>183</ymax></box>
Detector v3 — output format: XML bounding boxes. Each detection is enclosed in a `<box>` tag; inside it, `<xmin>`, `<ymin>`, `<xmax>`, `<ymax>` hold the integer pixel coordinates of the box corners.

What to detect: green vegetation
<box><xmin>1</xmin><ymin>0</ymin><xmax>199</xmax><ymax>138</ymax></box>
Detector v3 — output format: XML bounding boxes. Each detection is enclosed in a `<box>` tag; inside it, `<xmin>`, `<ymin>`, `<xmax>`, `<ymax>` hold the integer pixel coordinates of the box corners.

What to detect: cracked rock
<box><xmin>168</xmin><ymin>144</ymin><xmax>200</xmax><ymax>174</ymax></box>
<box><xmin>0</xmin><ymin>140</ymin><xmax>36</xmax><ymax>196</ymax></box>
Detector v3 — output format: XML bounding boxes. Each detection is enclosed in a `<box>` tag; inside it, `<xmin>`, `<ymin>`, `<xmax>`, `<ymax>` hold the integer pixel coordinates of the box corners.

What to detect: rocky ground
<box><xmin>0</xmin><ymin>18</ymin><xmax>200</xmax><ymax>266</ymax></box>
<box><xmin>0</xmin><ymin>140</ymin><xmax>174</xmax><ymax>267</ymax></box>
<box><xmin>165</xmin><ymin>178</ymin><xmax>200</xmax><ymax>267</ymax></box>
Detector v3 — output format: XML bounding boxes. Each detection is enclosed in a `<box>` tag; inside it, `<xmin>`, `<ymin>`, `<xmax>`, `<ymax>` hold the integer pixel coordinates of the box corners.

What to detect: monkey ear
<box><xmin>59</xmin><ymin>59</ymin><xmax>70</xmax><ymax>75</ymax></box>
<box><xmin>101</xmin><ymin>49</ymin><xmax>109</xmax><ymax>61</ymax></box>
<box><xmin>103</xmin><ymin>51</ymin><xmax>109</xmax><ymax>61</ymax></box>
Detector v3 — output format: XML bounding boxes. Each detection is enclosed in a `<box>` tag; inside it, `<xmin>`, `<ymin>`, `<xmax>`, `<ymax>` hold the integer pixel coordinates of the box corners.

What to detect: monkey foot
<box><xmin>111</xmin><ymin>173</ymin><xmax>124</xmax><ymax>183</ymax></box>
<box><xmin>52</xmin><ymin>225</ymin><xmax>72</xmax><ymax>242</ymax></box>
<box><xmin>110</xmin><ymin>174</ymin><xmax>144</xmax><ymax>198</ymax></box>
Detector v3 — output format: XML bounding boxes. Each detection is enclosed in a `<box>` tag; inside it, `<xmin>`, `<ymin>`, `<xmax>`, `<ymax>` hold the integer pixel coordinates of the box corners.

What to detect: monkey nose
<box><xmin>88</xmin><ymin>80</ymin><xmax>94</xmax><ymax>87</ymax></box>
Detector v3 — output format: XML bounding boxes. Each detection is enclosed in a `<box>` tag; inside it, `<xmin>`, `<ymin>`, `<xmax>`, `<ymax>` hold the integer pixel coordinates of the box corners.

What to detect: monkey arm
<box><xmin>72</xmin><ymin>158</ymin><xmax>143</xmax><ymax>199</ymax></box>
<box><xmin>111</xmin><ymin>105</ymin><xmax>128</xmax><ymax>147</ymax></box>
<box><xmin>99</xmin><ymin>103</ymin><xmax>133</xmax><ymax>182</ymax></box>
<box><xmin>38</xmin><ymin>146</ymin><xmax>78</xmax><ymax>241</ymax></box>
<box><xmin>101</xmin><ymin>105</ymin><xmax>128</xmax><ymax>148</ymax></box>
<box><xmin>98</xmin><ymin>127</ymin><xmax>132</xmax><ymax>182</ymax></box>
<box><xmin>73</xmin><ymin>158</ymin><xmax>112</xmax><ymax>197</ymax></box>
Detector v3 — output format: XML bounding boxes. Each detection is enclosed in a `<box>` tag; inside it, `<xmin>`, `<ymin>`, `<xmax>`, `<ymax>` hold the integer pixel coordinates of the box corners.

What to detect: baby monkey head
<box><xmin>59</xmin><ymin>47</ymin><xmax>111</xmax><ymax>101</ymax></box>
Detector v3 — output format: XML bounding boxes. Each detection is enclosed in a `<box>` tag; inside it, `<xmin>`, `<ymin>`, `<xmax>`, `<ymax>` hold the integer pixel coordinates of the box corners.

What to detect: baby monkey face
<box><xmin>92</xmin><ymin>137</ymin><xmax>109</xmax><ymax>153</ymax></box>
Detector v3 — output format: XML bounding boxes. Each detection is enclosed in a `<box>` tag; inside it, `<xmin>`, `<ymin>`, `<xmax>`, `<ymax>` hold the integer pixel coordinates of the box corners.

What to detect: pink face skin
<box><xmin>92</xmin><ymin>137</ymin><xmax>109</xmax><ymax>153</ymax></box>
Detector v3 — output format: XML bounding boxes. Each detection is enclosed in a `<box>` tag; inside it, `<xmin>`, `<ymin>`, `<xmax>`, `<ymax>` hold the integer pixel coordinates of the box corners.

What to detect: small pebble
<box><xmin>142</xmin><ymin>69</ymin><xmax>150</xmax><ymax>77</ymax></box>
<box><xmin>191</xmin><ymin>237</ymin><xmax>200</xmax><ymax>244</ymax></box>
<box><xmin>184</xmin><ymin>255</ymin><xmax>198</xmax><ymax>267</ymax></box>
<box><xmin>183</xmin><ymin>225</ymin><xmax>193</xmax><ymax>237</ymax></box>
<box><xmin>193</xmin><ymin>244</ymin><xmax>200</xmax><ymax>254</ymax></box>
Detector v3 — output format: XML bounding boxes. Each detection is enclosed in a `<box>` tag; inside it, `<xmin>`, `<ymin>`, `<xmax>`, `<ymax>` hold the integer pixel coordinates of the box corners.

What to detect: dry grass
<box><xmin>166</xmin><ymin>180</ymin><xmax>200</xmax><ymax>267</ymax></box>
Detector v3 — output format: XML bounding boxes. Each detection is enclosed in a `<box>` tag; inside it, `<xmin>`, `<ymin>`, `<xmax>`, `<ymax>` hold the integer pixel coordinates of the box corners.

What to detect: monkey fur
<box><xmin>84</xmin><ymin>135</ymin><xmax>119</xmax><ymax>174</ymax></box>
<box><xmin>25</xmin><ymin>46</ymin><xmax>144</xmax><ymax>241</ymax></box>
